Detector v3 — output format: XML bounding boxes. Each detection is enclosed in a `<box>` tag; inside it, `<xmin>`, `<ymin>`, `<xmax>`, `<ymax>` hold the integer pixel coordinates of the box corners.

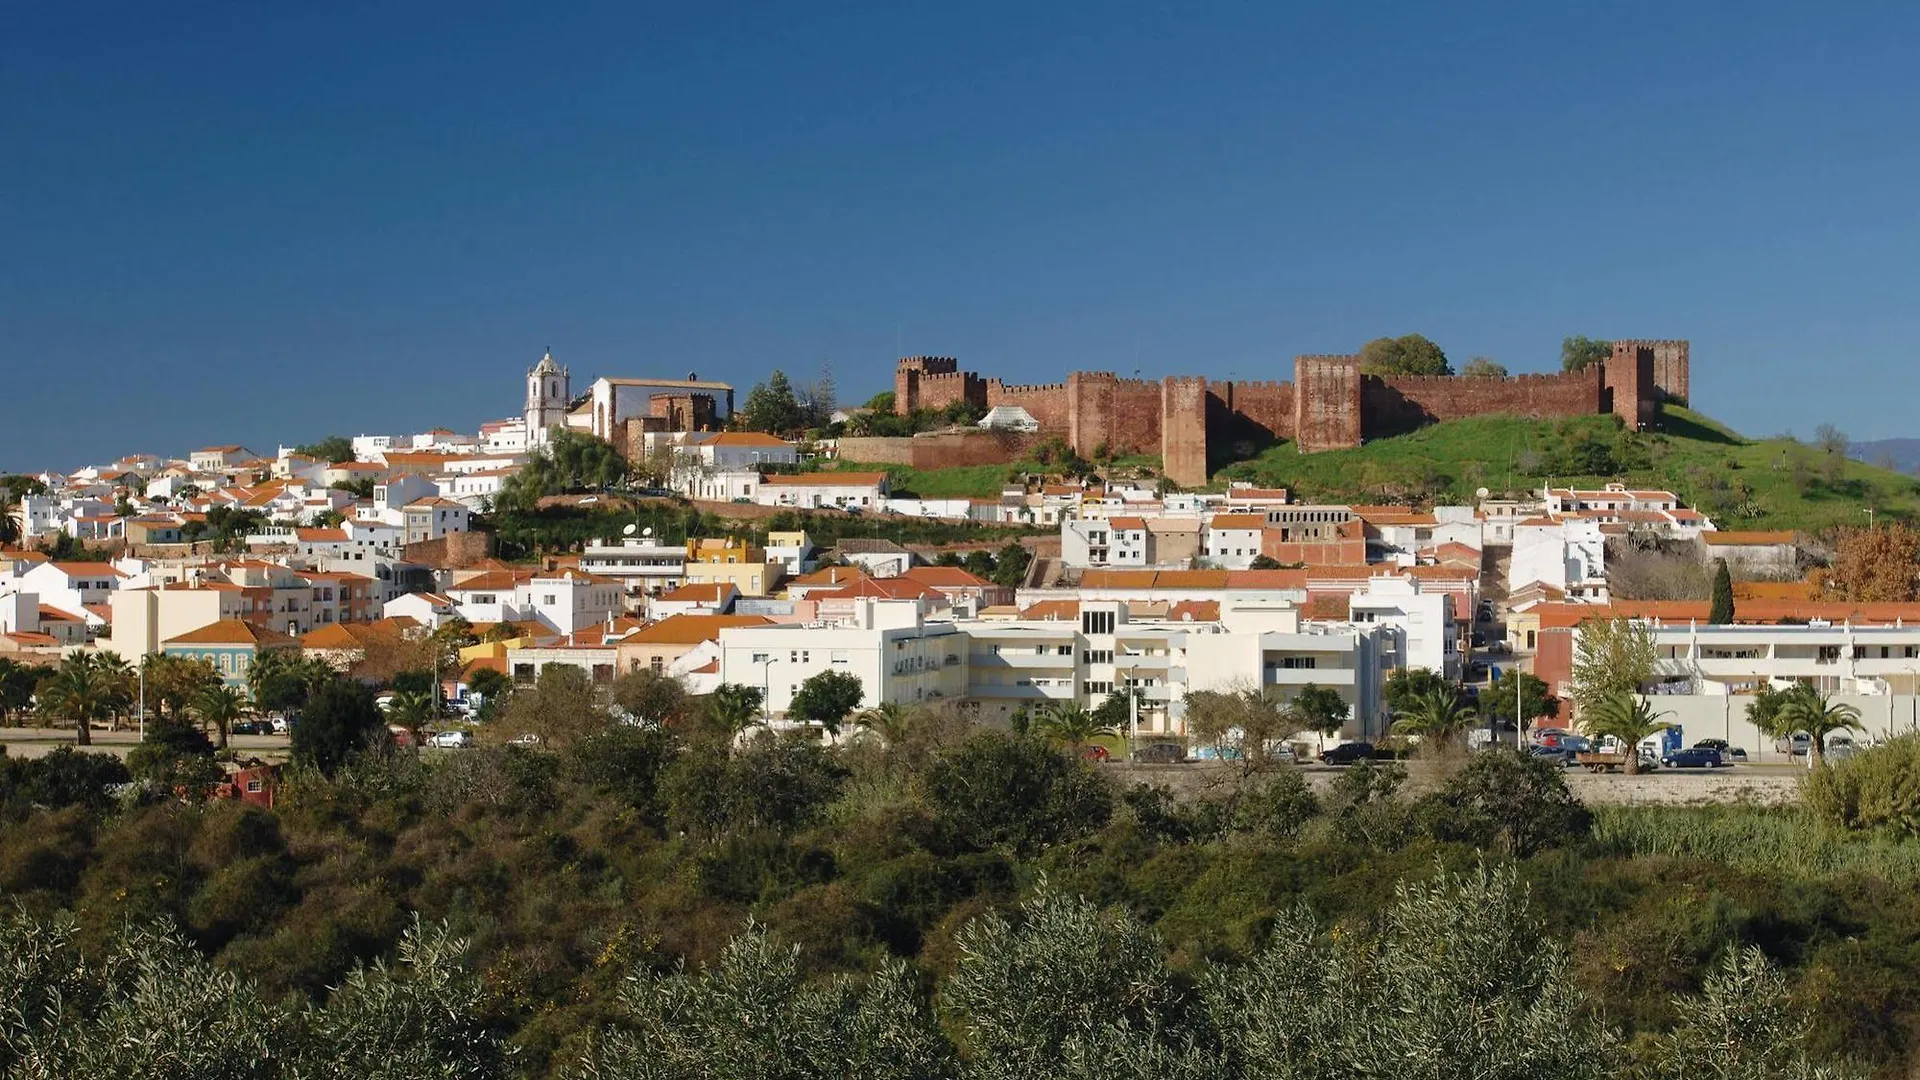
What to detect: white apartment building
<box><xmin>717</xmin><ymin>599</ymin><xmax>969</xmax><ymax>718</ymax></box>
<box><xmin>443</xmin><ymin>570</ymin><xmax>623</xmax><ymax>635</ymax></box>
<box><xmin>1061</xmin><ymin>516</ymin><xmax>1156</xmax><ymax>569</ymax></box>
<box><xmin>1573</xmin><ymin>620</ymin><xmax>1920</xmax><ymax>758</ymax></box>
<box><xmin>1201</xmin><ymin>514</ymin><xmax>1267</xmax><ymax>570</ymax></box>
<box><xmin>578</xmin><ymin>537</ymin><xmax>688</xmax><ymax>613</ymax></box>
<box><xmin>755</xmin><ymin>472</ymin><xmax>889</xmax><ymax>510</ymax></box>
<box><xmin>1511</xmin><ymin>519</ymin><xmax>1608</xmax><ymax>602</ymax></box>
<box><xmin>1346</xmin><ymin>575</ymin><xmax>1459</xmax><ymax>681</ymax></box>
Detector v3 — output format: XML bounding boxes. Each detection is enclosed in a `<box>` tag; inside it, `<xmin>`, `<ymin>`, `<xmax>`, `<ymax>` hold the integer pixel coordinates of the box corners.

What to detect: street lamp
<box><xmin>755</xmin><ymin>656</ymin><xmax>781</xmax><ymax>722</ymax></box>
<box><xmin>1863</xmin><ymin>507</ymin><xmax>1876</xmax><ymax>530</ymax></box>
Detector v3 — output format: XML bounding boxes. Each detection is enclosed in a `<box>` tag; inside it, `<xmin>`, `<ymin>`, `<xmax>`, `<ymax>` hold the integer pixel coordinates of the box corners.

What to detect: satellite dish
<box><xmin>622</xmin><ymin>523</ymin><xmax>637</xmax><ymax>536</ymax></box>
<box><xmin>1475</xmin><ymin>487</ymin><xmax>1491</xmax><ymax>499</ymax></box>
<box><xmin>642</xmin><ymin>527</ymin><xmax>654</xmax><ymax>537</ymax></box>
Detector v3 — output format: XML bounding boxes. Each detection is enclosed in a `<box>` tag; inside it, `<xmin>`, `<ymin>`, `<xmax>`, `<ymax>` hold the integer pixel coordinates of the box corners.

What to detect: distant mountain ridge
<box><xmin>1851</xmin><ymin>438</ymin><xmax>1920</xmax><ymax>474</ymax></box>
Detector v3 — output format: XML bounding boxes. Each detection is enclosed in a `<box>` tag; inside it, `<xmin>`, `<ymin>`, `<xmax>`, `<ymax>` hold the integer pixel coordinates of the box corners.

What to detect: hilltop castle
<box><xmin>894</xmin><ymin>342</ymin><xmax>1689</xmax><ymax>487</ymax></box>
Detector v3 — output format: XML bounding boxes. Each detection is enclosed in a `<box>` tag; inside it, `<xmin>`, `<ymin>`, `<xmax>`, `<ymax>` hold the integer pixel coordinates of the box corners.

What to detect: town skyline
<box><xmin>11</xmin><ymin>3</ymin><xmax>1920</xmax><ymax>466</ymax></box>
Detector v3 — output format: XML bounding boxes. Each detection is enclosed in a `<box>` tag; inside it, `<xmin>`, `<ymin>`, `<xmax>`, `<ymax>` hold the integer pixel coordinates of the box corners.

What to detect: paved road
<box><xmin>0</xmin><ymin>726</ymin><xmax>291</xmax><ymax>760</ymax></box>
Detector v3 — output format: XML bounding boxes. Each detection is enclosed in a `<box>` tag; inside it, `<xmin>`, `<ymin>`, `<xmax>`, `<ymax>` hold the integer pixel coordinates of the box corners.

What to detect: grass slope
<box><xmin>847</xmin><ymin>407</ymin><xmax>1920</xmax><ymax>534</ymax></box>
<box><xmin>837</xmin><ymin>453</ymin><xmax>1162</xmax><ymax>500</ymax></box>
<box><xmin>1215</xmin><ymin>406</ymin><xmax>1920</xmax><ymax>534</ymax></box>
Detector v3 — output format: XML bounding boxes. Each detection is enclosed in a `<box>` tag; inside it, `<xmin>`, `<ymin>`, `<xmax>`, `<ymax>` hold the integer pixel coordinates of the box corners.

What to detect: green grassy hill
<box><xmin>1215</xmin><ymin>406</ymin><xmax>1920</xmax><ymax>534</ymax></box>
<box><xmin>841</xmin><ymin>408</ymin><xmax>1919</xmax><ymax>535</ymax></box>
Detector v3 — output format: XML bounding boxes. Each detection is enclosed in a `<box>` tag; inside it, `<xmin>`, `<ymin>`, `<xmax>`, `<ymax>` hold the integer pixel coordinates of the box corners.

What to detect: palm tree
<box><xmin>0</xmin><ymin>494</ymin><xmax>19</xmax><ymax>547</ymax></box>
<box><xmin>191</xmin><ymin>683</ymin><xmax>247</xmax><ymax>750</ymax></box>
<box><xmin>1390</xmin><ymin>685</ymin><xmax>1477</xmax><ymax>750</ymax></box>
<box><xmin>1581</xmin><ymin>691</ymin><xmax>1672</xmax><ymax>775</ymax></box>
<box><xmin>707</xmin><ymin>683</ymin><xmax>765</xmax><ymax>746</ymax></box>
<box><xmin>35</xmin><ymin>653</ymin><xmax>128</xmax><ymax>746</ymax></box>
<box><xmin>386</xmin><ymin>689</ymin><xmax>435</xmax><ymax>747</ymax></box>
<box><xmin>1035</xmin><ymin>702</ymin><xmax>1117</xmax><ymax>752</ymax></box>
<box><xmin>91</xmin><ymin>651</ymin><xmax>135</xmax><ymax>731</ymax></box>
<box><xmin>1777</xmin><ymin>691</ymin><xmax>1863</xmax><ymax>768</ymax></box>
<box><xmin>854</xmin><ymin>700</ymin><xmax>917</xmax><ymax>746</ymax></box>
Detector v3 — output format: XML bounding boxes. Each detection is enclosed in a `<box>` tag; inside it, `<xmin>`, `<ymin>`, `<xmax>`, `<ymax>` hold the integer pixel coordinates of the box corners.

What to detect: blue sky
<box><xmin>5</xmin><ymin>1</ymin><xmax>1917</xmax><ymax>471</ymax></box>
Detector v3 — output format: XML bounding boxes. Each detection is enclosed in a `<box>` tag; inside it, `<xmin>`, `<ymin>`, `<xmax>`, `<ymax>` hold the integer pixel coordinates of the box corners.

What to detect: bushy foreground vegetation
<box><xmin>3</xmin><ymin>719</ymin><xmax>1919</xmax><ymax>1078</ymax></box>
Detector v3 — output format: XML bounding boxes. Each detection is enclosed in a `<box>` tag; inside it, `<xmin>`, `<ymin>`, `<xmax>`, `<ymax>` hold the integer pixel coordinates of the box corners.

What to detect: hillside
<box><xmin>1853</xmin><ymin>437</ymin><xmax>1920</xmax><ymax>474</ymax></box>
<box><xmin>844</xmin><ymin>407</ymin><xmax>1920</xmax><ymax>534</ymax></box>
<box><xmin>1216</xmin><ymin>406</ymin><xmax>1920</xmax><ymax>534</ymax></box>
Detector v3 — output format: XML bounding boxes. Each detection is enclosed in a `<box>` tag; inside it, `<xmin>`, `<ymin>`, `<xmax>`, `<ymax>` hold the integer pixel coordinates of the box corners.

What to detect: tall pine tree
<box><xmin>1709</xmin><ymin>558</ymin><xmax>1735</xmax><ymax>624</ymax></box>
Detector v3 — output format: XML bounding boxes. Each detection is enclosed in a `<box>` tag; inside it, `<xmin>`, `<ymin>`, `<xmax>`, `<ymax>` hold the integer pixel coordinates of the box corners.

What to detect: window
<box><xmin>543</xmin><ymin>594</ymin><xmax>557</xmax><ymax>606</ymax></box>
<box><xmin>1276</xmin><ymin>656</ymin><xmax>1317</xmax><ymax>670</ymax></box>
<box><xmin>1083</xmin><ymin>680</ymin><xmax>1112</xmax><ymax>694</ymax></box>
<box><xmin>831</xmin><ymin>650</ymin><xmax>850</xmax><ymax>664</ymax></box>
<box><xmin>750</xmin><ymin>652</ymin><xmax>770</xmax><ymax>663</ymax></box>
<box><xmin>990</xmin><ymin>644</ymin><xmax>1003</xmax><ymax>655</ymax></box>
<box><xmin>1083</xmin><ymin>649</ymin><xmax>1113</xmax><ymax>664</ymax></box>
<box><xmin>650</xmin><ymin>657</ymin><xmax>664</xmax><ymax>675</ymax></box>
<box><xmin>1082</xmin><ymin>610</ymin><xmax>1115</xmax><ymax>635</ymax></box>
<box><xmin>246</xmin><ymin>780</ymin><xmax>263</xmax><ymax>793</ymax></box>
<box><xmin>1056</xmin><ymin>644</ymin><xmax>1072</xmax><ymax>655</ymax></box>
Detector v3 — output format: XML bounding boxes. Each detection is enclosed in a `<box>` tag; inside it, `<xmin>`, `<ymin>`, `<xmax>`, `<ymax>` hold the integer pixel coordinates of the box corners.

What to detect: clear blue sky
<box><xmin>6</xmin><ymin>1</ymin><xmax>1917</xmax><ymax>471</ymax></box>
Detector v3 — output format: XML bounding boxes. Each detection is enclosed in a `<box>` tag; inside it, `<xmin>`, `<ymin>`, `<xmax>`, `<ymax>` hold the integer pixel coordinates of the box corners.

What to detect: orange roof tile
<box><xmin>659</xmin><ymin>582</ymin><xmax>733</xmax><ymax>602</ymax></box>
<box><xmin>624</xmin><ymin>614</ymin><xmax>772</xmax><ymax>645</ymax></box>
<box><xmin>1166</xmin><ymin>600</ymin><xmax>1220</xmax><ymax>621</ymax></box>
<box><xmin>1020</xmin><ymin>600</ymin><xmax>1079</xmax><ymax>620</ymax></box>
<box><xmin>900</xmin><ymin>566</ymin><xmax>991</xmax><ymax>588</ymax></box>
<box><xmin>1208</xmin><ymin>513</ymin><xmax>1267</xmax><ymax>530</ymax></box>
<box><xmin>164</xmin><ymin>620</ymin><xmax>300</xmax><ymax>648</ymax></box>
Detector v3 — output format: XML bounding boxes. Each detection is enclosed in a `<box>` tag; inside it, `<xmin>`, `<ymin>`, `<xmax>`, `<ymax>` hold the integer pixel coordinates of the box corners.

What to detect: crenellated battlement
<box><xmin>889</xmin><ymin>337</ymin><xmax>1688</xmax><ymax>484</ymax></box>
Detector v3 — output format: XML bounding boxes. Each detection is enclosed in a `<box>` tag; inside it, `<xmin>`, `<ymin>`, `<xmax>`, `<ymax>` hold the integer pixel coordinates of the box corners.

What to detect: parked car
<box><xmin>1775</xmin><ymin>733</ymin><xmax>1813</xmax><ymax>757</ymax></box>
<box><xmin>1131</xmin><ymin>742</ymin><xmax>1187</xmax><ymax>764</ymax></box>
<box><xmin>1078</xmin><ymin>744</ymin><xmax>1111</xmax><ymax>762</ymax></box>
<box><xmin>508</xmin><ymin>733</ymin><xmax>542</xmax><ymax>748</ymax></box>
<box><xmin>1693</xmin><ymin>738</ymin><xmax>1747</xmax><ymax>762</ymax></box>
<box><xmin>271</xmin><ymin>717</ymin><xmax>289</xmax><ymax>734</ymax></box>
<box><xmin>1529</xmin><ymin>744</ymin><xmax>1578</xmax><ymax>766</ymax></box>
<box><xmin>1192</xmin><ymin>743</ymin><xmax>1244</xmax><ymax>762</ymax></box>
<box><xmin>1318</xmin><ymin>741</ymin><xmax>1376</xmax><ymax>766</ymax></box>
<box><xmin>1661</xmin><ymin>746</ymin><xmax>1728</xmax><ymax>769</ymax></box>
<box><xmin>427</xmin><ymin>730</ymin><xmax>474</xmax><ymax>749</ymax></box>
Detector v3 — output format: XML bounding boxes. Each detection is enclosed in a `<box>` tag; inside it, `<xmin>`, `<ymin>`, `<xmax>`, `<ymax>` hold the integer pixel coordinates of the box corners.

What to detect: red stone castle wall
<box><xmin>984</xmin><ymin>379</ymin><xmax>1070</xmax><ymax>431</ymax></box>
<box><xmin>1067</xmin><ymin>373</ymin><xmax>1163</xmax><ymax>456</ymax></box>
<box><xmin>1293</xmin><ymin>355</ymin><xmax>1364</xmax><ymax>452</ymax></box>
<box><xmin>1364</xmin><ymin>367</ymin><xmax>1604</xmax><ymax>438</ymax></box>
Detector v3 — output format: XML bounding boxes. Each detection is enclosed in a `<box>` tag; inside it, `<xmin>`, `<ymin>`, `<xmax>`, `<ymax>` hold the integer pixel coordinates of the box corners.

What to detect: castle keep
<box><xmin>895</xmin><ymin>341</ymin><xmax>1688</xmax><ymax>487</ymax></box>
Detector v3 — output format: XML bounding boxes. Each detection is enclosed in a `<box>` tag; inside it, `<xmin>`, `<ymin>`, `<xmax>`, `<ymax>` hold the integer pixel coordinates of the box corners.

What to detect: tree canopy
<box><xmin>292</xmin><ymin>435</ymin><xmax>356</xmax><ymax>464</ymax></box>
<box><xmin>1814</xmin><ymin>524</ymin><xmax>1919</xmax><ymax>602</ymax></box>
<box><xmin>1359</xmin><ymin>334</ymin><xmax>1451</xmax><ymax>377</ymax></box>
<box><xmin>1561</xmin><ymin>336</ymin><xmax>1612</xmax><ymax>372</ymax></box>
<box><xmin>1461</xmin><ymin>356</ymin><xmax>1508</xmax><ymax>378</ymax></box>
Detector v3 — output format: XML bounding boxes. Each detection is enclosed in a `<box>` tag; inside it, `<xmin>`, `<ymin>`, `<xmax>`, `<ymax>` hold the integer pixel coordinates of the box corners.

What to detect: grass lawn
<box><xmin>1212</xmin><ymin>406</ymin><xmax>1920</xmax><ymax>534</ymax></box>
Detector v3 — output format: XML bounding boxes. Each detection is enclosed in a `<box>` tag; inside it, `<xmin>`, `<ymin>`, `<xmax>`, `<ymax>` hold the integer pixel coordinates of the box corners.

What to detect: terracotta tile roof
<box><xmin>1733</xmin><ymin>580</ymin><xmax>1816</xmax><ymax>601</ymax></box>
<box><xmin>1020</xmin><ymin>600</ymin><xmax>1079</xmax><ymax>620</ymax></box>
<box><xmin>1304</xmin><ymin>564</ymin><xmax>1478</xmax><ymax>583</ymax></box>
<box><xmin>404</xmin><ymin>497</ymin><xmax>466</xmax><ymax>509</ymax></box>
<box><xmin>1166</xmin><ymin>600</ymin><xmax>1220</xmax><ymax>621</ymax></box>
<box><xmin>899</xmin><ymin>566</ymin><xmax>990</xmax><ymax>588</ymax></box>
<box><xmin>2</xmin><ymin>631</ymin><xmax>60</xmax><ymax>646</ymax></box>
<box><xmin>300</xmin><ymin>623</ymin><xmax>376</xmax><ymax>649</ymax></box>
<box><xmin>707</xmin><ymin>432</ymin><xmax>792</xmax><ymax>447</ymax></box>
<box><xmin>1208</xmin><ymin>513</ymin><xmax>1267</xmax><ymax>530</ymax></box>
<box><xmin>295</xmin><ymin>528</ymin><xmax>349</xmax><ymax>542</ymax></box>
<box><xmin>1535</xmin><ymin>599</ymin><xmax>1920</xmax><ymax>630</ymax></box>
<box><xmin>1304</xmin><ymin>594</ymin><xmax>1351</xmax><ymax>620</ymax></box>
<box><xmin>449</xmin><ymin>570</ymin><xmax>527</xmax><ymax>592</ymax></box>
<box><xmin>759</xmin><ymin>472</ymin><xmax>887</xmax><ymax>487</ymax></box>
<box><xmin>37</xmin><ymin>605</ymin><xmax>85</xmax><ymax>622</ymax></box>
<box><xmin>47</xmin><ymin>562</ymin><xmax>127</xmax><ymax>578</ymax></box>
<box><xmin>1107</xmin><ymin>516</ymin><xmax>1148</xmax><ymax>530</ymax></box>
<box><xmin>816</xmin><ymin>577</ymin><xmax>941</xmax><ymax>601</ymax></box>
<box><xmin>625</xmin><ymin>614</ymin><xmax>772</xmax><ymax>645</ymax></box>
<box><xmin>1701</xmin><ymin>530</ymin><xmax>1796</xmax><ymax>546</ymax></box>
<box><xmin>789</xmin><ymin>567</ymin><xmax>873</xmax><ymax>588</ymax></box>
<box><xmin>1223</xmin><ymin>569</ymin><xmax>1311</xmax><ymax>589</ymax></box>
<box><xmin>164</xmin><ymin>619</ymin><xmax>300</xmax><ymax>648</ymax></box>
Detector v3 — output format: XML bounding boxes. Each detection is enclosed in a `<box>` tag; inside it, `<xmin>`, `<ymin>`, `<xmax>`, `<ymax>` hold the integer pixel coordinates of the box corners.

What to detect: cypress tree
<box><xmin>1709</xmin><ymin>558</ymin><xmax>1735</xmax><ymax>624</ymax></box>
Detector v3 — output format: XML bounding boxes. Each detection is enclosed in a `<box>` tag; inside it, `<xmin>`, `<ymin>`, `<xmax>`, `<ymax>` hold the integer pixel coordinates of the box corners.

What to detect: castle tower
<box><xmin>525</xmin><ymin>350</ymin><xmax>570</xmax><ymax>446</ymax></box>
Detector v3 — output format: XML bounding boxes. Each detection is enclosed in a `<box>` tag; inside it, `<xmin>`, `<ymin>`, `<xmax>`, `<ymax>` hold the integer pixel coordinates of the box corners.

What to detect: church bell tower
<box><xmin>525</xmin><ymin>350</ymin><xmax>570</xmax><ymax>445</ymax></box>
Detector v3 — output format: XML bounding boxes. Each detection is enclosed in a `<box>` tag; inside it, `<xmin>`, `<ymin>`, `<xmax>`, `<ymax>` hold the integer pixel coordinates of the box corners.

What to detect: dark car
<box><xmin>1692</xmin><ymin>738</ymin><xmax>1748</xmax><ymax>762</ymax></box>
<box><xmin>1529</xmin><ymin>744</ymin><xmax>1577</xmax><ymax>766</ymax></box>
<box><xmin>1131</xmin><ymin>742</ymin><xmax>1187</xmax><ymax>764</ymax></box>
<box><xmin>1319</xmin><ymin>741</ymin><xmax>1376</xmax><ymax>766</ymax></box>
<box><xmin>1661</xmin><ymin>746</ymin><xmax>1727</xmax><ymax>769</ymax></box>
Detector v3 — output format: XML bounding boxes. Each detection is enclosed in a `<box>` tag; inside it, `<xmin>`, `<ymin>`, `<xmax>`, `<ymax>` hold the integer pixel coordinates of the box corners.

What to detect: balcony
<box><xmin>970</xmin><ymin>651</ymin><xmax>1076</xmax><ymax>670</ymax></box>
<box><xmin>1264</xmin><ymin>666</ymin><xmax>1355</xmax><ymax>687</ymax></box>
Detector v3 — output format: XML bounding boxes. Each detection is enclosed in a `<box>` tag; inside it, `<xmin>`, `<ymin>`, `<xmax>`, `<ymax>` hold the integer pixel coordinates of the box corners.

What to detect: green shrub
<box><xmin>1804</xmin><ymin>734</ymin><xmax>1920</xmax><ymax>836</ymax></box>
<box><xmin>1416</xmin><ymin>748</ymin><xmax>1591</xmax><ymax>857</ymax></box>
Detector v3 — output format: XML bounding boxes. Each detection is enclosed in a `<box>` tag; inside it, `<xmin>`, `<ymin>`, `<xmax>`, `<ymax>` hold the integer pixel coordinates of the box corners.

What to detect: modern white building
<box><xmin>717</xmin><ymin>599</ymin><xmax>969</xmax><ymax>719</ymax></box>
<box><xmin>755</xmin><ymin>472</ymin><xmax>889</xmax><ymax>511</ymax></box>
<box><xmin>1510</xmin><ymin>518</ymin><xmax>1608</xmax><ymax>602</ymax></box>
<box><xmin>578</xmin><ymin>537</ymin><xmax>688</xmax><ymax>613</ymax></box>
<box><xmin>1346</xmin><ymin>575</ymin><xmax>1459</xmax><ymax>681</ymax></box>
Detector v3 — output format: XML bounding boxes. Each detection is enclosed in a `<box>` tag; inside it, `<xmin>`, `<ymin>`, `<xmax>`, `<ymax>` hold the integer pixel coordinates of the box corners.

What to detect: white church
<box><xmin>487</xmin><ymin>351</ymin><xmax>739</xmax><ymax>453</ymax></box>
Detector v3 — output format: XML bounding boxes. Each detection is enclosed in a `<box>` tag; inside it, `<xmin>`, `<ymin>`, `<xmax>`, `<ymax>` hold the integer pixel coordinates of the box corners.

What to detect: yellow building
<box><xmin>683</xmin><ymin>536</ymin><xmax>785</xmax><ymax>597</ymax></box>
